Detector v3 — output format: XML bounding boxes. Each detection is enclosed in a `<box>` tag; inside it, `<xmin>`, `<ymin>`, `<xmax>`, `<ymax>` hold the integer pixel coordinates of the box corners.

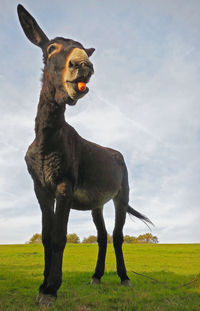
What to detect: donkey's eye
<box><xmin>47</xmin><ymin>43</ymin><xmax>63</xmax><ymax>59</ymax></box>
<box><xmin>48</xmin><ymin>45</ymin><xmax>57</xmax><ymax>54</ymax></box>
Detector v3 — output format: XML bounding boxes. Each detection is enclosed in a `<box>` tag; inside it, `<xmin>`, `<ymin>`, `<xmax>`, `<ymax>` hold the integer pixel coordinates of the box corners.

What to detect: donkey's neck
<box><xmin>35</xmin><ymin>96</ymin><xmax>65</xmax><ymax>133</ymax></box>
<box><xmin>35</xmin><ymin>82</ymin><xmax>66</xmax><ymax>148</ymax></box>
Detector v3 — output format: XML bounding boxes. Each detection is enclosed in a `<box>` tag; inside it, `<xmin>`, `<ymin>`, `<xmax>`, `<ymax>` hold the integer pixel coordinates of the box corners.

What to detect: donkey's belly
<box><xmin>72</xmin><ymin>185</ymin><xmax>119</xmax><ymax>210</ymax></box>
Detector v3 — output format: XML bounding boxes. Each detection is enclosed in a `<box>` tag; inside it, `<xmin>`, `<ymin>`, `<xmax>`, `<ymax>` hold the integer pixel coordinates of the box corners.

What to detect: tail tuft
<box><xmin>127</xmin><ymin>205</ymin><xmax>154</xmax><ymax>229</ymax></box>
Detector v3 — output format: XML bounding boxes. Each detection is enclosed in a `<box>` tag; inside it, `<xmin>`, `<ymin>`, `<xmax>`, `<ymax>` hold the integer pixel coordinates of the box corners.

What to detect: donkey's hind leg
<box><xmin>91</xmin><ymin>207</ymin><xmax>107</xmax><ymax>284</ymax></box>
<box><xmin>113</xmin><ymin>193</ymin><xmax>131</xmax><ymax>286</ymax></box>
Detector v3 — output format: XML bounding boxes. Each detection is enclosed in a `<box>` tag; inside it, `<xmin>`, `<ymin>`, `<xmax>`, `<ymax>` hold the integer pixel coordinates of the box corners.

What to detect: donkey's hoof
<box><xmin>36</xmin><ymin>293</ymin><xmax>56</xmax><ymax>306</ymax></box>
<box><xmin>90</xmin><ymin>277</ymin><xmax>101</xmax><ymax>285</ymax></box>
<box><xmin>121</xmin><ymin>279</ymin><xmax>132</xmax><ymax>287</ymax></box>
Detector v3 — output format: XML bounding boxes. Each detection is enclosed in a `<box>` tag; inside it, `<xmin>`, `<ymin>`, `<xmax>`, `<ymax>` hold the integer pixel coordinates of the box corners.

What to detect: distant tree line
<box><xmin>27</xmin><ymin>232</ymin><xmax>158</xmax><ymax>244</ymax></box>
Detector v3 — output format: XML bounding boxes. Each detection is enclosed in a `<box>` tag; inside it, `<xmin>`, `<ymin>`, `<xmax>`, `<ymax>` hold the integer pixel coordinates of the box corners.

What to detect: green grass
<box><xmin>0</xmin><ymin>243</ymin><xmax>200</xmax><ymax>310</ymax></box>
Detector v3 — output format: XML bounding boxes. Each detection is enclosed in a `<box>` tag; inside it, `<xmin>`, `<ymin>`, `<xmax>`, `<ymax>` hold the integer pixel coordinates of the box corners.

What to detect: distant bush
<box><xmin>28</xmin><ymin>233</ymin><xmax>42</xmax><ymax>244</ymax></box>
<box><xmin>82</xmin><ymin>235</ymin><xmax>97</xmax><ymax>244</ymax></box>
<box><xmin>28</xmin><ymin>233</ymin><xmax>80</xmax><ymax>244</ymax></box>
<box><xmin>27</xmin><ymin>232</ymin><xmax>158</xmax><ymax>244</ymax></box>
<box><xmin>136</xmin><ymin>233</ymin><xmax>159</xmax><ymax>244</ymax></box>
<box><xmin>124</xmin><ymin>233</ymin><xmax>158</xmax><ymax>244</ymax></box>
<box><xmin>81</xmin><ymin>233</ymin><xmax>158</xmax><ymax>244</ymax></box>
<box><xmin>67</xmin><ymin>233</ymin><xmax>80</xmax><ymax>243</ymax></box>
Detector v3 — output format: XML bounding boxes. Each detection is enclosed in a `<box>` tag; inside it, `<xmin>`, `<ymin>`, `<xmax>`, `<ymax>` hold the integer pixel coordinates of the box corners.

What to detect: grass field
<box><xmin>0</xmin><ymin>243</ymin><xmax>199</xmax><ymax>311</ymax></box>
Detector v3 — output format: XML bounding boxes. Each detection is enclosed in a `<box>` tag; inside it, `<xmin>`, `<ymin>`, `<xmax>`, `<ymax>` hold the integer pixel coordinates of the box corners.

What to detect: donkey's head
<box><xmin>17</xmin><ymin>4</ymin><xmax>95</xmax><ymax>106</ymax></box>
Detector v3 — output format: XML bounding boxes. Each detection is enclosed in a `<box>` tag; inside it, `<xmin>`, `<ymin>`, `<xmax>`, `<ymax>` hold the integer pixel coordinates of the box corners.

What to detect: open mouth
<box><xmin>62</xmin><ymin>48</ymin><xmax>94</xmax><ymax>102</ymax></box>
<box><xmin>66</xmin><ymin>77</ymin><xmax>90</xmax><ymax>96</ymax></box>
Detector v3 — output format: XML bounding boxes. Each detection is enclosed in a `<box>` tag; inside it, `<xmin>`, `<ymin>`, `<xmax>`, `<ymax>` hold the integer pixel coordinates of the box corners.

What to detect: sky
<box><xmin>0</xmin><ymin>0</ymin><xmax>200</xmax><ymax>244</ymax></box>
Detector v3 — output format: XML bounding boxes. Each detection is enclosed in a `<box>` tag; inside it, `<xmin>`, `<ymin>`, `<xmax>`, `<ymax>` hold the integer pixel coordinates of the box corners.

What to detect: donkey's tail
<box><xmin>127</xmin><ymin>205</ymin><xmax>154</xmax><ymax>229</ymax></box>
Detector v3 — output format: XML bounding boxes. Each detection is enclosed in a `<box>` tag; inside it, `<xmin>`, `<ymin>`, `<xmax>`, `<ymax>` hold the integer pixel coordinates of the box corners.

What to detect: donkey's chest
<box><xmin>26</xmin><ymin>149</ymin><xmax>66</xmax><ymax>186</ymax></box>
<box><xmin>42</xmin><ymin>152</ymin><xmax>64</xmax><ymax>184</ymax></box>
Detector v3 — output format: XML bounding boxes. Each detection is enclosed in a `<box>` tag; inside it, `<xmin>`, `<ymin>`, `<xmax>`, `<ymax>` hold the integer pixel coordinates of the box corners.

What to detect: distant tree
<box><xmin>28</xmin><ymin>233</ymin><xmax>42</xmax><ymax>244</ymax></box>
<box><xmin>28</xmin><ymin>233</ymin><xmax>80</xmax><ymax>244</ymax></box>
<box><xmin>67</xmin><ymin>233</ymin><xmax>80</xmax><ymax>243</ymax></box>
<box><xmin>82</xmin><ymin>234</ymin><xmax>112</xmax><ymax>244</ymax></box>
<box><xmin>124</xmin><ymin>235</ymin><xmax>138</xmax><ymax>244</ymax></box>
<box><xmin>82</xmin><ymin>235</ymin><xmax>97</xmax><ymax>244</ymax></box>
<box><xmin>137</xmin><ymin>233</ymin><xmax>159</xmax><ymax>244</ymax></box>
<box><xmin>150</xmin><ymin>235</ymin><xmax>159</xmax><ymax>244</ymax></box>
<box><xmin>27</xmin><ymin>232</ymin><xmax>158</xmax><ymax>245</ymax></box>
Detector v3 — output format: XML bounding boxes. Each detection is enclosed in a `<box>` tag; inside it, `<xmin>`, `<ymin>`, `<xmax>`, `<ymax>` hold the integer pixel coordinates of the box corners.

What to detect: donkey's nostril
<box><xmin>69</xmin><ymin>60</ymin><xmax>79</xmax><ymax>69</ymax></box>
<box><xmin>82</xmin><ymin>61</ymin><xmax>93</xmax><ymax>70</ymax></box>
<box><xmin>81</xmin><ymin>62</ymin><xmax>94</xmax><ymax>77</ymax></box>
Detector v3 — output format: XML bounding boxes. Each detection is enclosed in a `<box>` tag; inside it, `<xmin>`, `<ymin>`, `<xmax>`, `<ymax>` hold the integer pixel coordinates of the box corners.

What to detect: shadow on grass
<box><xmin>0</xmin><ymin>270</ymin><xmax>200</xmax><ymax>311</ymax></box>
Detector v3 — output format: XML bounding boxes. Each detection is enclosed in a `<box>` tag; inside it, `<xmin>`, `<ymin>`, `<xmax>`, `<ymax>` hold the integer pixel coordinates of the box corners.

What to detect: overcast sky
<box><xmin>0</xmin><ymin>0</ymin><xmax>200</xmax><ymax>244</ymax></box>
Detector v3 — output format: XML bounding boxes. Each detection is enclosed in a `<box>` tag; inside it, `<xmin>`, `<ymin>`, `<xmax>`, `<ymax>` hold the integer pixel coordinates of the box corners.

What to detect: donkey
<box><xmin>17</xmin><ymin>4</ymin><xmax>152</xmax><ymax>306</ymax></box>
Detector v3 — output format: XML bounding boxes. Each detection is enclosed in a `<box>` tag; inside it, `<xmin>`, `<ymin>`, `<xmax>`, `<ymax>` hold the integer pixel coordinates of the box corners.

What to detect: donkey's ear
<box><xmin>17</xmin><ymin>4</ymin><xmax>49</xmax><ymax>49</ymax></box>
<box><xmin>85</xmin><ymin>48</ymin><xmax>95</xmax><ymax>57</ymax></box>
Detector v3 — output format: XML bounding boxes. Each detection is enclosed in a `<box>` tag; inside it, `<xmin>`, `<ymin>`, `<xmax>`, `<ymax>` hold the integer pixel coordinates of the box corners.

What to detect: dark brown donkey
<box><xmin>17</xmin><ymin>4</ymin><xmax>152</xmax><ymax>306</ymax></box>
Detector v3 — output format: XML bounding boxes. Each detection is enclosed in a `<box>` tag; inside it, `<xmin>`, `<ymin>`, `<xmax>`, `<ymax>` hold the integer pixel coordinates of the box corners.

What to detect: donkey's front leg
<box><xmin>34</xmin><ymin>183</ymin><xmax>55</xmax><ymax>296</ymax></box>
<box><xmin>42</xmin><ymin>182</ymin><xmax>71</xmax><ymax>299</ymax></box>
